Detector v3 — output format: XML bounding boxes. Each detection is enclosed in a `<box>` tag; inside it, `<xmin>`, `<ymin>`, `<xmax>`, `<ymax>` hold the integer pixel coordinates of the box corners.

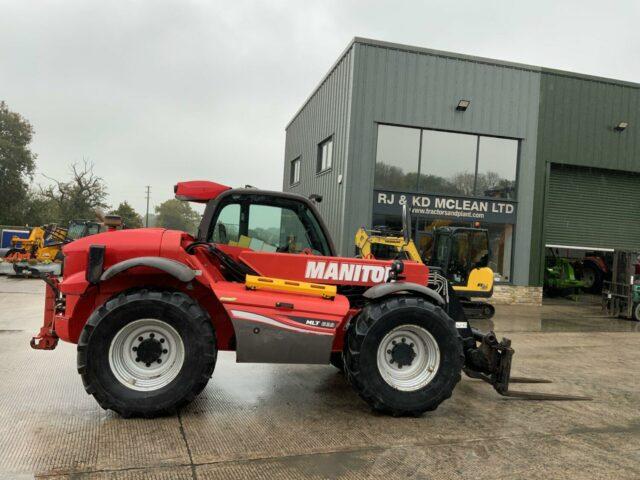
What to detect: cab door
<box><xmin>205</xmin><ymin>192</ymin><xmax>334</xmax><ymax>256</ymax></box>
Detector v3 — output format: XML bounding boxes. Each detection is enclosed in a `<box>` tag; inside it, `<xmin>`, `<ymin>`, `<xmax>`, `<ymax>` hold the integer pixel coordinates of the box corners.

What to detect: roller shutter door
<box><xmin>545</xmin><ymin>164</ymin><xmax>640</xmax><ymax>250</ymax></box>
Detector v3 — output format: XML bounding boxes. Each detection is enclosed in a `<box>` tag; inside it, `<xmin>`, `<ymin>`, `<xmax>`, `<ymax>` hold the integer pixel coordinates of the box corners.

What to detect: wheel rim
<box><xmin>109</xmin><ymin>318</ymin><xmax>185</xmax><ymax>392</ymax></box>
<box><xmin>634</xmin><ymin>303</ymin><xmax>640</xmax><ymax>321</ymax></box>
<box><xmin>376</xmin><ymin>324</ymin><xmax>440</xmax><ymax>392</ymax></box>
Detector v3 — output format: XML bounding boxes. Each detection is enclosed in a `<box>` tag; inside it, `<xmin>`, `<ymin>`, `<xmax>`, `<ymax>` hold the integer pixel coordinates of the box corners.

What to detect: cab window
<box><xmin>86</xmin><ymin>223</ymin><xmax>101</xmax><ymax>236</ymax></box>
<box><xmin>67</xmin><ymin>222</ymin><xmax>86</xmax><ymax>240</ymax></box>
<box><xmin>209</xmin><ymin>197</ymin><xmax>331</xmax><ymax>255</ymax></box>
<box><xmin>248</xmin><ymin>204</ymin><xmax>309</xmax><ymax>252</ymax></box>
<box><xmin>211</xmin><ymin>203</ymin><xmax>241</xmax><ymax>244</ymax></box>
<box><xmin>449</xmin><ymin>230</ymin><xmax>489</xmax><ymax>283</ymax></box>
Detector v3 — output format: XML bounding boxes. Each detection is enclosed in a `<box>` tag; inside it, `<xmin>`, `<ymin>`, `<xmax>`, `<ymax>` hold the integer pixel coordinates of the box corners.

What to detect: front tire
<box><xmin>77</xmin><ymin>290</ymin><xmax>217</xmax><ymax>417</ymax></box>
<box><xmin>344</xmin><ymin>296</ymin><xmax>463</xmax><ymax>416</ymax></box>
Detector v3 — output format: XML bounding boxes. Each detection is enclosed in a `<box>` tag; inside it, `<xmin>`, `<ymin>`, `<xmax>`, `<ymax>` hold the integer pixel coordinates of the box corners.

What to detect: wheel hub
<box><xmin>388</xmin><ymin>339</ymin><xmax>416</xmax><ymax>368</ymax></box>
<box><xmin>376</xmin><ymin>325</ymin><xmax>441</xmax><ymax>392</ymax></box>
<box><xmin>109</xmin><ymin>318</ymin><xmax>185</xmax><ymax>392</ymax></box>
<box><xmin>135</xmin><ymin>336</ymin><xmax>166</xmax><ymax>366</ymax></box>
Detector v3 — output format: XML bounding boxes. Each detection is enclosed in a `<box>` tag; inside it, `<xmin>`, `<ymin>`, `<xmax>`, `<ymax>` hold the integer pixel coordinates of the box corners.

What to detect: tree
<box><xmin>21</xmin><ymin>191</ymin><xmax>57</xmax><ymax>226</ymax></box>
<box><xmin>109</xmin><ymin>201</ymin><xmax>143</xmax><ymax>229</ymax></box>
<box><xmin>451</xmin><ymin>171</ymin><xmax>476</xmax><ymax>196</ymax></box>
<box><xmin>40</xmin><ymin>160</ymin><xmax>109</xmax><ymax>223</ymax></box>
<box><xmin>0</xmin><ymin>101</ymin><xmax>37</xmax><ymax>224</ymax></box>
<box><xmin>154</xmin><ymin>199</ymin><xmax>200</xmax><ymax>234</ymax></box>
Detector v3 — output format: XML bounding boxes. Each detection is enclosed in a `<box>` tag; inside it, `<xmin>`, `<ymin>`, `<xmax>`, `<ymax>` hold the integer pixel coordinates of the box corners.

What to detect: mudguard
<box><xmin>100</xmin><ymin>257</ymin><xmax>196</xmax><ymax>282</ymax></box>
<box><xmin>363</xmin><ymin>281</ymin><xmax>445</xmax><ymax>306</ymax></box>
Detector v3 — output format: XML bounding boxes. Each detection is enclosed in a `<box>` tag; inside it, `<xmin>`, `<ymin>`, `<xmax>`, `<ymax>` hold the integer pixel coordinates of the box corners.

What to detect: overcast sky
<box><xmin>1</xmin><ymin>0</ymin><xmax>638</xmax><ymax>215</ymax></box>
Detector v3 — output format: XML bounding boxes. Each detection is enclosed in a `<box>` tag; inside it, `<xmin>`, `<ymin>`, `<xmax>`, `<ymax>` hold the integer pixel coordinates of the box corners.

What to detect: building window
<box><xmin>374</xmin><ymin>124</ymin><xmax>519</xmax><ymax>199</ymax></box>
<box><xmin>290</xmin><ymin>157</ymin><xmax>301</xmax><ymax>185</ymax></box>
<box><xmin>372</xmin><ymin>214</ymin><xmax>514</xmax><ymax>283</ymax></box>
<box><xmin>419</xmin><ymin>130</ymin><xmax>477</xmax><ymax>196</ymax></box>
<box><xmin>476</xmin><ymin>137</ymin><xmax>518</xmax><ymax>199</ymax></box>
<box><xmin>317</xmin><ymin>136</ymin><xmax>333</xmax><ymax>173</ymax></box>
<box><xmin>374</xmin><ymin>125</ymin><xmax>421</xmax><ymax>190</ymax></box>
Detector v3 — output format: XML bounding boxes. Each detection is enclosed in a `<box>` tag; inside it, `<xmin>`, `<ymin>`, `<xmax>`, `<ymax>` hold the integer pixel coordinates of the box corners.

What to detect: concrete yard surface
<box><xmin>0</xmin><ymin>277</ymin><xmax>639</xmax><ymax>479</ymax></box>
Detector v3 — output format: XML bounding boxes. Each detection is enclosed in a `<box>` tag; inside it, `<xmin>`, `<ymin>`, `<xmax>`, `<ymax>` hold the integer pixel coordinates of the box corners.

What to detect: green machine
<box><xmin>544</xmin><ymin>249</ymin><xmax>585</xmax><ymax>297</ymax></box>
<box><xmin>602</xmin><ymin>250</ymin><xmax>640</xmax><ymax>321</ymax></box>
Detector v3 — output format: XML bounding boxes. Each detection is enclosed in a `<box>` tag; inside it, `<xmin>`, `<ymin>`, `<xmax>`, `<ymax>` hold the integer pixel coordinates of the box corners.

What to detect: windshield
<box><xmin>67</xmin><ymin>222</ymin><xmax>87</xmax><ymax>240</ymax></box>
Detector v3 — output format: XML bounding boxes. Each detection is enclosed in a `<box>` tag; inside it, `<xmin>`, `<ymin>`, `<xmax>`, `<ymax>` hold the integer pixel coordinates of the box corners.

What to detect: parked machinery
<box><xmin>574</xmin><ymin>253</ymin><xmax>611</xmax><ymax>294</ymax></box>
<box><xmin>0</xmin><ymin>220</ymin><xmax>102</xmax><ymax>276</ymax></box>
<box><xmin>0</xmin><ymin>225</ymin><xmax>66</xmax><ymax>275</ymax></box>
<box><xmin>30</xmin><ymin>181</ymin><xmax>588</xmax><ymax>418</ymax></box>
<box><xmin>602</xmin><ymin>250</ymin><xmax>640</xmax><ymax>321</ymax></box>
<box><xmin>544</xmin><ymin>249</ymin><xmax>585</xmax><ymax>298</ymax></box>
<box><xmin>355</xmin><ymin>207</ymin><xmax>495</xmax><ymax>319</ymax></box>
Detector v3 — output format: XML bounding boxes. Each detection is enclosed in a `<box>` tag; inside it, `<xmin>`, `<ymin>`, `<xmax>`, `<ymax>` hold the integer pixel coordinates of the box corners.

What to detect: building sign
<box><xmin>373</xmin><ymin>190</ymin><xmax>517</xmax><ymax>224</ymax></box>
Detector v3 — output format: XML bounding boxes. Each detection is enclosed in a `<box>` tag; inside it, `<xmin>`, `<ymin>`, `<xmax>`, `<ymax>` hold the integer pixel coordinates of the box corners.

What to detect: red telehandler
<box><xmin>31</xmin><ymin>181</ymin><xmax>588</xmax><ymax>417</ymax></box>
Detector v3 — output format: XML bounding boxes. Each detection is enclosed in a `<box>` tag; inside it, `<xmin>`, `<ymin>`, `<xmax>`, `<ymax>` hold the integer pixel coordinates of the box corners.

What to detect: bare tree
<box><xmin>40</xmin><ymin>159</ymin><xmax>109</xmax><ymax>223</ymax></box>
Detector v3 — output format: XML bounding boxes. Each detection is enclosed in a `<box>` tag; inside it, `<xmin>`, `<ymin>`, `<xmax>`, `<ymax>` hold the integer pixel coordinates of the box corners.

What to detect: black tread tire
<box><xmin>344</xmin><ymin>296</ymin><xmax>463</xmax><ymax>416</ymax></box>
<box><xmin>580</xmin><ymin>264</ymin><xmax>603</xmax><ymax>294</ymax></box>
<box><xmin>77</xmin><ymin>290</ymin><xmax>217</xmax><ymax>418</ymax></box>
<box><xmin>632</xmin><ymin>302</ymin><xmax>640</xmax><ymax>322</ymax></box>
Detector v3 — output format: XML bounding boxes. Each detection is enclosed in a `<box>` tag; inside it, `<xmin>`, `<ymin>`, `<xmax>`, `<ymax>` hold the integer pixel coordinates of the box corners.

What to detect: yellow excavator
<box><xmin>0</xmin><ymin>220</ymin><xmax>103</xmax><ymax>276</ymax></box>
<box><xmin>355</xmin><ymin>205</ymin><xmax>495</xmax><ymax>319</ymax></box>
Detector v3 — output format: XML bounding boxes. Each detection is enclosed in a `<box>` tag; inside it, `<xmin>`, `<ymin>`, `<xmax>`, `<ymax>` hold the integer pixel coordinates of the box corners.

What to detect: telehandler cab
<box><xmin>32</xmin><ymin>181</ymin><xmax>588</xmax><ymax>418</ymax></box>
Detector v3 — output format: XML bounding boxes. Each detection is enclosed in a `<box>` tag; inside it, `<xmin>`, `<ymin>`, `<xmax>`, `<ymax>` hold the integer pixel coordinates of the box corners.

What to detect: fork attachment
<box><xmin>463</xmin><ymin>329</ymin><xmax>591</xmax><ymax>401</ymax></box>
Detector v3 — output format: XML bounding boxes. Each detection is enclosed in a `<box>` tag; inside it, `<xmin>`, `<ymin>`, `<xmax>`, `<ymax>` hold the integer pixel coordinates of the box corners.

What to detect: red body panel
<box><xmin>174</xmin><ymin>181</ymin><xmax>231</xmax><ymax>203</ymax></box>
<box><xmin>238</xmin><ymin>250</ymin><xmax>429</xmax><ymax>286</ymax></box>
<box><xmin>213</xmin><ymin>282</ymin><xmax>349</xmax><ymax>332</ymax></box>
<box><xmin>47</xmin><ymin>223</ymin><xmax>432</xmax><ymax>357</ymax></box>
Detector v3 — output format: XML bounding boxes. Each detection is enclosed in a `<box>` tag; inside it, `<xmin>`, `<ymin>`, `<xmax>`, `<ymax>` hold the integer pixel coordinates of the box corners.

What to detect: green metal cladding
<box><xmin>284</xmin><ymin>38</ymin><xmax>640</xmax><ymax>287</ymax></box>
<box><xmin>529</xmin><ymin>71</ymin><xmax>640</xmax><ymax>285</ymax></box>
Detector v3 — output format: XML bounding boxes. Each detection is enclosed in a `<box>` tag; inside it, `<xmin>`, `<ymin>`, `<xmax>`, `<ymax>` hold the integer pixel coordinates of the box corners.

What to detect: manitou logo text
<box><xmin>305</xmin><ymin>261</ymin><xmax>390</xmax><ymax>283</ymax></box>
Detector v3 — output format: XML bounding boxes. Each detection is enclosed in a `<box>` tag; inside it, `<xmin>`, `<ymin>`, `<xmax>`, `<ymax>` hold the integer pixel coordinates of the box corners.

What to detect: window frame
<box><xmin>290</xmin><ymin>156</ymin><xmax>301</xmax><ymax>186</ymax></box>
<box><xmin>316</xmin><ymin>135</ymin><xmax>334</xmax><ymax>174</ymax></box>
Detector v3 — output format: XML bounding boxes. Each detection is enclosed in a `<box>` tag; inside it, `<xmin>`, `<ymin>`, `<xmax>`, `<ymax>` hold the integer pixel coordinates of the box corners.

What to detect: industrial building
<box><xmin>283</xmin><ymin>38</ymin><xmax>640</xmax><ymax>301</ymax></box>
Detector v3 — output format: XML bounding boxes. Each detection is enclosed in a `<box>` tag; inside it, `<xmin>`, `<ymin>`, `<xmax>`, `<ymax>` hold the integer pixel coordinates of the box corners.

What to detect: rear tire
<box><xmin>344</xmin><ymin>296</ymin><xmax>463</xmax><ymax>416</ymax></box>
<box><xmin>77</xmin><ymin>290</ymin><xmax>217</xmax><ymax>418</ymax></box>
<box><xmin>632</xmin><ymin>303</ymin><xmax>640</xmax><ymax>322</ymax></box>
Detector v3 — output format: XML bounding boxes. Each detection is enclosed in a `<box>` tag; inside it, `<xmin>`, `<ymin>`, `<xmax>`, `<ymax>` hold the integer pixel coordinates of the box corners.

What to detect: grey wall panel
<box><xmin>283</xmin><ymin>47</ymin><xmax>354</xmax><ymax>253</ymax></box>
<box><xmin>344</xmin><ymin>42</ymin><xmax>541</xmax><ymax>285</ymax></box>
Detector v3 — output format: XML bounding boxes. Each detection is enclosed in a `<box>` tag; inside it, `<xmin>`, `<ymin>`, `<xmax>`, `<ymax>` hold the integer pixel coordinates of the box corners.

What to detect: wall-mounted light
<box><xmin>456</xmin><ymin>99</ymin><xmax>471</xmax><ymax>111</ymax></box>
<box><xmin>614</xmin><ymin>121</ymin><xmax>628</xmax><ymax>132</ymax></box>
